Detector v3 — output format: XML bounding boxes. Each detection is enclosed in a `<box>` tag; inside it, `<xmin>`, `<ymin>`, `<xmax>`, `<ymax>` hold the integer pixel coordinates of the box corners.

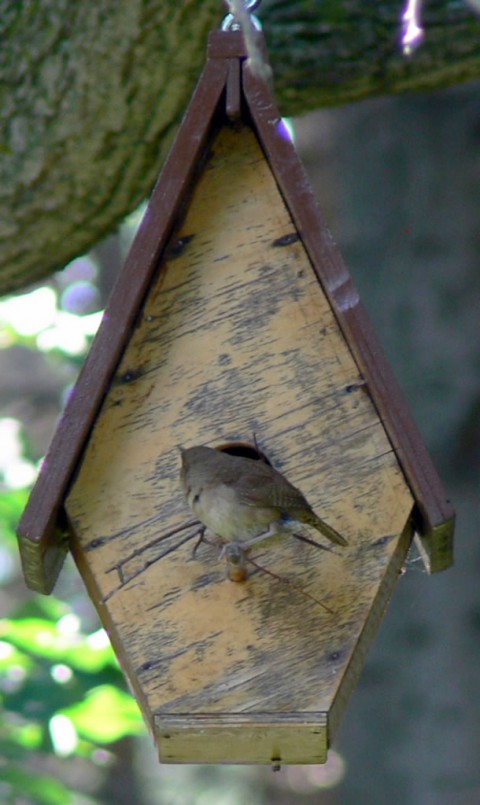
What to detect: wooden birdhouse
<box><xmin>17</xmin><ymin>23</ymin><xmax>454</xmax><ymax>766</ymax></box>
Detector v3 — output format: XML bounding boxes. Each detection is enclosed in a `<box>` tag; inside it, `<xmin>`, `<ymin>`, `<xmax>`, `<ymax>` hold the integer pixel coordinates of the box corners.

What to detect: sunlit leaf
<box><xmin>61</xmin><ymin>684</ymin><xmax>144</xmax><ymax>743</ymax></box>
<box><xmin>1</xmin><ymin>618</ymin><xmax>61</xmax><ymax>656</ymax></box>
<box><xmin>0</xmin><ymin>488</ymin><xmax>29</xmax><ymax>544</ymax></box>
<box><xmin>0</xmin><ymin>618</ymin><xmax>117</xmax><ymax>672</ymax></box>
<box><xmin>0</xmin><ymin>287</ymin><xmax>57</xmax><ymax>337</ymax></box>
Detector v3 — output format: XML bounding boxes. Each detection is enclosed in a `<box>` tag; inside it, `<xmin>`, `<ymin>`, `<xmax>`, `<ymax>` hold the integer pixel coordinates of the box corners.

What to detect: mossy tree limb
<box><xmin>1</xmin><ymin>0</ymin><xmax>478</xmax><ymax>294</ymax></box>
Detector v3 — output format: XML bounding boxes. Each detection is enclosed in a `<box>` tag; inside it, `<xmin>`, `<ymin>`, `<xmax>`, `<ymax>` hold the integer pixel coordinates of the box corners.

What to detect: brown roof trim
<box><xmin>17</xmin><ymin>46</ymin><xmax>232</xmax><ymax>593</ymax></box>
<box><xmin>243</xmin><ymin>64</ymin><xmax>454</xmax><ymax>569</ymax></box>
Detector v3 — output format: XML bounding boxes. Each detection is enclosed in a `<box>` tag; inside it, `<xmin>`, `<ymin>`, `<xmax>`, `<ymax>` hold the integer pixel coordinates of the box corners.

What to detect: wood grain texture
<box><xmin>65</xmin><ymin>125</ymin><xmax>415</xmax><ymax>764</ymax></box>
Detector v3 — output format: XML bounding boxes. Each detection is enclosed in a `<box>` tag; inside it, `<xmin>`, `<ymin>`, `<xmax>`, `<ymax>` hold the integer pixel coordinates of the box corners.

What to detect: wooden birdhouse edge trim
<box><xmin>68</xmin><ymin>530</ymin><xmax>157</xmax><ymax>733</ymax></box>
<box><xmin>16</xmin><ymin>54</ymin><xmax>231</xmax><ymax>593</ymax></box>
<box><xmin>17</xmin><ymin>517</ymin><xmax>69</xmax><ymax>594</ymax></box>
<box><xmin>414</xmin><ymin>516</ymin><xmax>455</xmax><ymax>574</ymax></box>
<box><xmin>155</xmin><ymin>712</ymin><xmax>329</xmax><ymax>725</ymax></box>
<box><xmin>328</xmin><ymin>517</ymin><xmax>414</xmax><ymax>742</ymax></box>
<box><xmin>208</xmin><ymin>29</ymin><xmax>248</xmax><ymax>59</ymax></box>
<box><xmin>242</xmin><ymin>65</ymin><xmax>454</xmax><ymax>570</ymax></box>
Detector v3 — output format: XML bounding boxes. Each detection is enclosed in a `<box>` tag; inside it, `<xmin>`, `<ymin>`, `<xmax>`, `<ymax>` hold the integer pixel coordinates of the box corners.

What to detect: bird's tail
<box><xmin>302</xmin><ymin>511</ymin><xmax>348</xmax><ymax>547</ymax></box>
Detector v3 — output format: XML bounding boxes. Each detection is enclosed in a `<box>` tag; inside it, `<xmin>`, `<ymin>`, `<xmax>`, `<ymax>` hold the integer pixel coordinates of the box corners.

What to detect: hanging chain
<box><xmin>220</xmin><ymin>1</ymin><xmax>272</xmax><ymax>85</ymax></box>
<box><xmin>221</xmin><ymin>0</ymin><xmax>262</xmax><ymax>32</ymax></box>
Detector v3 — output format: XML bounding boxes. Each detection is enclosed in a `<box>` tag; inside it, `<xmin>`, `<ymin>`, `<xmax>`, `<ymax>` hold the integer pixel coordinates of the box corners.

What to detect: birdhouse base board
<box><xmin>155</xmin><ymin>713</ymin><xmax>328</xmax><ymax>765</ymax></box>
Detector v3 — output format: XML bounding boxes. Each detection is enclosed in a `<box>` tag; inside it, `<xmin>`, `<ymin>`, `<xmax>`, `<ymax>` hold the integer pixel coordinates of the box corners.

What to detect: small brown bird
<box><xmin>180</xmin><ymin>445</ymin><xmax>347</xmax><ymax>549</ymax></box>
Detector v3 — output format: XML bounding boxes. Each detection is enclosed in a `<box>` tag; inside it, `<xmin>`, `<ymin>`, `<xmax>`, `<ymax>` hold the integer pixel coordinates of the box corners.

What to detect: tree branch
<box><xmin>1</xmin><ymin>0</ymin><xmax>478</xmax><ymax>295</ymax></box>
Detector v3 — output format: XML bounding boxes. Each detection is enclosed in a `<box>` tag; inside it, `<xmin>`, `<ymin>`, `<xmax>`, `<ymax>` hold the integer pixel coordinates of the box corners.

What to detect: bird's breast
<box><xmin>191</xmin><ymin>483</ymin><xmax>280</xmax><ymax>542</ymax></box>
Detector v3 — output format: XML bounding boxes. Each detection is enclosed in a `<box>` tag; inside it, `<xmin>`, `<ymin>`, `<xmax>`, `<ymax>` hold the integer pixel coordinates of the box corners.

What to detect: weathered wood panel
<box><xmin>65</xmin><ymin>125</ymin><xmax>414</xmax><ymax>764</ymax></box>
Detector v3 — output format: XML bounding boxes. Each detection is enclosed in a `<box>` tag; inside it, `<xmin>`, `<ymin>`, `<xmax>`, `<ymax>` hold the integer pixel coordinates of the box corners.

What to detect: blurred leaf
<box><xmin>0</xmin><ymin>764</ymin><xmax>72</xmax><ymax>804</ymax></box>
<box><xmin>13</xmin><ymin>595</ymin><xmax>69</xmax><ymax>623</ymax></box>
<box><xmin>61</xmin><ymin>684</ymin><xmax>143</xmax><ymax>743</ymax></box>
<box><xmin>0</xmin><ymin>488</ymin><xmax>29</xmax><ymax>545</ymax></box>
<box><xmin>0</xmin><ymin>716</ymin><xmax>43</xmax><ymax>754</ymax></box>
<box><xmin>0</xmin><ymin>640</ymin><xmax>32</xmax><ymax>672</ymax></box>
<box><xmin>0</xmin><ymin>618</ymin><xmax>116</xmax><ymax>672</ymax></box>
<box><xmin>0</xmin><ymin>736</ymin><xmax>27</xmax><ymax>763</ymax></box>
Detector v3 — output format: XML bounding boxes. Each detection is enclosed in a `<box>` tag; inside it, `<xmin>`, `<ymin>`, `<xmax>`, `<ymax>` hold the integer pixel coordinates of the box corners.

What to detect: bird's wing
<box><xmin>233</xmin><ymin>468</ymin><xmax>309</xmax><ymax>512</ymax></box>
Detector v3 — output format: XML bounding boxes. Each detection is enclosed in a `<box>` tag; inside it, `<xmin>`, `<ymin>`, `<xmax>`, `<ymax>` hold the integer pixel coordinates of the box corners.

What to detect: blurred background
<box><xmin>1</xmin><ymin>78</ymin><xmax>479</xmax><ymax>803</ymax></box>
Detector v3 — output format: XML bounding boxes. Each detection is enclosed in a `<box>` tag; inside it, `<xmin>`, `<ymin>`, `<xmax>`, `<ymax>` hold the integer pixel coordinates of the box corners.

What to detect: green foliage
<box><xmin>0</xmin><ymin>488</ymin><xmax>29</xmax><ymax>545</ymax></box>
<box><xmin>0</xmin><ymin>765</ymin><xmax>72</xmax><ymax>805</ymax></box>
<box><xmin>0</xmin><ymin>594</ymin><xmax>144</xmax><ymax>802</ymax></box>
<box><xmin>0</xmin><ymin>248</ymin><xmax>146</xmax><ymax>802</ymax></box>
<box><xmin>61</xmin><ymin>685</ymin><xmax>145</xmax><ymax>744</ymax></box>
<box><xmin>1</xmin><ymin>616</ymin><xmax>116</xmax><ymax>672</ymax></box>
